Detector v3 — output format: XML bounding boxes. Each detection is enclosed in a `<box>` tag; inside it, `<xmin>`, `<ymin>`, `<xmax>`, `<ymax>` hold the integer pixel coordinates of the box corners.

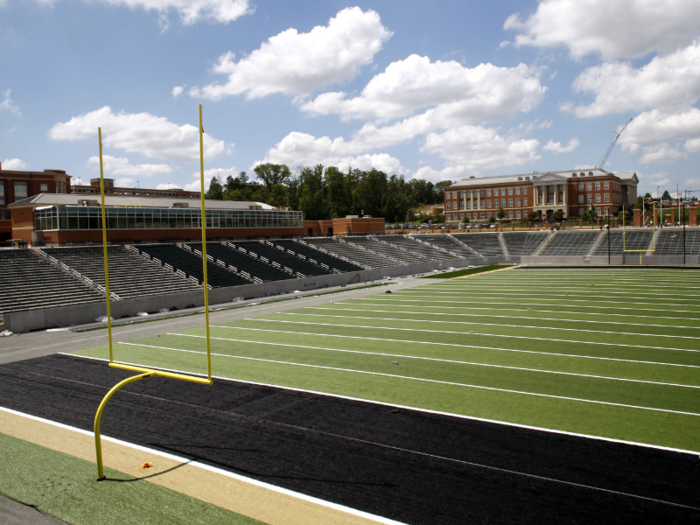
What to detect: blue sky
<box><xmin>2</xmin><ymin>0</ymin><xmax>700</xmax><ymax>197</ymax></box>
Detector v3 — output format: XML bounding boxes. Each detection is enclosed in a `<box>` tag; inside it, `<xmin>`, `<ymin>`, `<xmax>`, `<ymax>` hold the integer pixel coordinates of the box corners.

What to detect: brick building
<box><xmin>443</xmin><ymin>169</ymin><xmax>638</xmax><ymax>222</ymax></box>
<box><xmin>72</xmin><ymin>178</ymin><xmax>200</xmax><ymax>199</ymax></box>
<box><xmin>0</xmin><ymin>163</ymin><xmax>72</xmax><ymax>242</ymax></box>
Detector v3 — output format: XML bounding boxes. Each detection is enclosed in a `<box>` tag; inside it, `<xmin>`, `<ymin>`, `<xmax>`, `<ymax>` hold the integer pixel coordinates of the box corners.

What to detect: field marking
<box><xmin>0</xmin><ymin>406</ymin><xmax>405</xmax><ymax>525</ymax></box>
<box><xmin>337</xmin><ymin>300</ymin><xmax>700</xmax><ymax>322</ymax></box>
<box><xmin>60</xmin><ymin>353</ymin><xmax>700</xmax><ymax>456</ymax></box>
<box><xmin>299</xmin><ymin>308</ymin><xmax>700</xmax><ymax>337</ymax></box>
<box><xmin>249</xmin><ymin>319</ymin><xmax>700</xmax><ymax>354</ymax></box>
<box><xmin>357</xmin><ymin>295</ymin><xmax>700</xmax><ymax>315</ymax></box>
<box><xmin>211</xmin><ymin>325</ymin><xmax>700</xmax><ymax>369</ymax></box>
<box><xmin>170</xmin><ymin>333</ymin><xmax>700</xmax><ymax>390</ymax></box>
<box><xmin>113</xmin><ymin>342</ymin><xmax>700</xmax><ymax>418</ymax></box>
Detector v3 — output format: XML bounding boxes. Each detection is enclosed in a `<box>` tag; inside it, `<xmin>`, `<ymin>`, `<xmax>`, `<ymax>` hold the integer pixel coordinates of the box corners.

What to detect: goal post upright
<box><xmin>93</xmin><ymin>106</ymin><xmax>214</xmax><ymax>480</ymax></box>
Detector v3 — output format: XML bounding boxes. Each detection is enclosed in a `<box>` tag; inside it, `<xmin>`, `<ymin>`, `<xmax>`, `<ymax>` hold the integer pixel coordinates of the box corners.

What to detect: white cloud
<box><xmin>49</xmin><ymin>106</ymin><xmax>230</xmax><ymax>162</ymax></box>
<box><xmin>639</xmin><ymin>171</ymin><xmax>672</xmax><ymax>193</ymax></box>
<box><xmin>300</xmin><ymin>55</ymin><xmax>545</xmax><ymax>123</ymax></box>
<box><xmin>621</xmin><ymin>108</ymin><xmax>700</xmax><ymax>148</ymax></box>
<box><xmin>0</xmin><ymin>89</ymin><xmax>21</xmax><ymax>116</ymax></box>
<box><xmin>87</xmin><ymin>155</ymin><xmax>172</xmax><ymax>176</ymax></box>
<box><xmin>638</xmin><ymin>143</ymin><xmax>688</xmax><ymax>164</ymax></box>
<box><xmin>181</xmin><ymin>166</ymin><xmax>237</xmax><ymax>191</ymax></box>
<box><xmin>505</xmin><ymin>0</ymin><xmax>700</xmax><ymax>60</ymax></box>
<box><xmin>172</xmin><ymin>85</ymin><xmax>184</xmax><ymax>98</ymax></box>
<box><xmin>413</xmin><ymin>165</ymin><xmax>470</xmax><ymax>182</ymax></box>
<box><xmin>685</xmin><ymin>138</ymin><xmax>700</xmax><ymax>153</ymax></box>
<box><xmin>156</xmin><ymin>183</ymin><xmax>180</xmax><ymax>190</ymax></box>
<box><xmin>422</xmin><ymin>125</ymin><xmax>541</xmax><ymax>173</ymax></box>
<box><xmin>93</xmin><ymin>1</ymin><xmax>253</xmax><ymax>25</ymax></box>
<box><xmin>115</xmin><ymin>177</ymin><xmax>137</xmax><ymax>187</ymax></box>
<box><xmin>2</xmin><ymin>158</ymin><xmax>29</xmax><ymax>170</ymax></box>
<box><xmin>498</xmin><ymin>41</ymin><xmax>510</xmax><ymax>49</ymax></box>
<box><xmin>570</xmin><ymin>42</ymin><xmax>700</xmax><ymax>117</ymax></box>
<box><xmin>574</xmin><ymin>164</ymin><xmax>596</xmax><ymax>170</ymax></box>
<box><xmin>684</xmin><ymin>177</ymin><xmax>700</xmax><ymax>187</ymax></box>
<box><xmin>543</xmin><ymin>138</ymin><xmax>580</xmax><ymax>153</ymax></box>
<box><xmin>189</xmin><ymin>7</ymin><xmax>392</xmax><ymax>100</ymax></box>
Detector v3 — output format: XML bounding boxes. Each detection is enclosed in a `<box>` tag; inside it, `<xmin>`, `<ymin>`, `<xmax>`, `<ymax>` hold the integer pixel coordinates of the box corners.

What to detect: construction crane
<box><xmin>597</xmin><ymin>117</ymin><xmax>633</xmax><ymax>170</ymax></box>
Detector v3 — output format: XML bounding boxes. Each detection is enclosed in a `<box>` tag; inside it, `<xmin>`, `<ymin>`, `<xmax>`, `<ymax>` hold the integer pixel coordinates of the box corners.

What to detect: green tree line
<box><xmin>205</xmin><ymin>163</ymin><xmax>451</xmax><ymax>223</ymax></box>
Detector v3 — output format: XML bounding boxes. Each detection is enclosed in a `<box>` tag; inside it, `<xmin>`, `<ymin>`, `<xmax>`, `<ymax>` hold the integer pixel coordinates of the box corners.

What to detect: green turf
<box><xmin>70</xmin><ymin>268</ymin><xmax>700</xmax><ymax>453</ymax></box>
<box><xmin>421</xmin><ymin>264</ymin><xmax>512</xmax><ymax>278</ymax></box>
<box><xmin>0</xmin><ymin>433</ymin><xmax>265</xmax><ymax>525</ymax></box>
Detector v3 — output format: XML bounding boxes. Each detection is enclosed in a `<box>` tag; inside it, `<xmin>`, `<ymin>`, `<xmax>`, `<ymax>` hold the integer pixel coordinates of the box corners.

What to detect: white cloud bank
<box><xmin>0</xmin><ymin>89</ymin><xmax>21</xmax><ymax>116</ymax></box>
<box><xmin>49</xmin><ymin>106</ymin><xmax>230</xmax><ymax>162</ymax></box>
<box><xmin>543</xmin><ymin>138</ymin><xmax>579</xmax><ymax>153</ymax></box>
<box><xmin>87</xmin><ymin>155</ymin><xmax>172</xmax><ymax>176</ymax></box>
<box><xmin>2</xmin><ymin>158</ymin><xmax>30</xmax><ymax>170</ymax></box>
<box><xmin>189</xmin><ymin>7</ymin><xmax>392</xmax><ymax>100</ymax></box>
<box><xmin>505</xmin><ymin>0</ymin><xmax>700</xmax><ymax>60</ymax></box>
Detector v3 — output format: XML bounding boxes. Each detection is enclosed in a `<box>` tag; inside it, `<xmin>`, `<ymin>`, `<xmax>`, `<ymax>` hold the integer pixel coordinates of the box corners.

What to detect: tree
<box><xmin>434</xmin><ymin>180</ymin><xmax>452</xmax><ymax>203</ymax></box>
<box><xmin>405</xmin><ymin>209</ymin><xmax>416</xmax><ymax>223</ymax></box>
<box><xmin>527</xmin><ymin>211</ymin><xmax>539</xmax><ymax>222</ymax></box>
<box><xmin>297</xmin><ymin>165</ymin><xmax>326</xmax><ymax>220</ymax></box>
<box><xmin>662</xmin><ymin>190</ymin><xmax>672</xmax><ymax>201</ymax></box>
<box><xmin>433</xmin><ymin>213</ymin><xmax>445</xmax><ymax>224</ymax></box>
<box><xmin>253</xmin><ymin>163</ymin><xmax>291</xmax><ymax>190</ymax></box>
<box><xmin>489</xmin><ymin>215</ymin><xmax>496</xmax><ymax>223</ymax></box>
<box><xmin>461</xmin><ymin>214</ymin><xmax>470</xmax><ymax>224</ymax></box>
<box><xmin>552</xmin><ymin>210</ymin><xmax>565</xmax><ymax>222</ymax></box>
<box><xmin>205</xmin><ymin>176</ymin><xmax>223</xmax><ymax>200</ymax></box>
<box><xmin>497</xmin><ymin>206</ymin><xmax>506</xmax><ymax>220</ymax></box>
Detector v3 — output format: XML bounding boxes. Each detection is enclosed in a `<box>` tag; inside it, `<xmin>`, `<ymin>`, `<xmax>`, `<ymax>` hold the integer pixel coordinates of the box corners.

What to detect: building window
<box><xmin>516</xmin><ymin>199</ymin><xmax>521</xmax><ymax>206</ymax></box>
<box><xmin>14</xmin><ymin>182</ymin><xmax>28</xmax><ymax>201</ymax></box>
<box><xmin>446</xmin><ymin>214</ymin><xmax>451</xmax><ymax>221</ymax></box>
<box><xmin>508</xmin><ymin>211</ymin><xmax>514</xmax><ymax>219</ymax></box>
<box><xmin>480</xmin><ymin>190</ymin><xmax>485</xmax><ymax>198</ymax></box>
<box><xmin>459</xmin><ymin>192</ymin><xmax>464</xmax><ymax>199</ymax></box>
<box><xmin>500</xmin><ymin>189</ymin><xmax>506</xmax><ymax>196</ymax></box>
<box><xmin>487</xmin><ymin>213</ymin><xmax>492</xmax><ymax>219</ymax></box>
<box><xmin>579</xmin><ymin>208</ymin><xmax>585</xmax><ymax>216</ymax></box>
<box><xmin>0</xmin><ymin>181</ymin><xmax>4</xmax><ymax>205</ymax></box>
<box><xmin>515</xmin><ymin>187</ymin><xmax>521</xmax><ymax>196</ymax></box>
<box><xmin>587</xmin><ymin>195</ymin><xmax>593</xmax><ymax>203</ymax></box>
<box><xmin>516</xmin><ymin>211</ymin><xmax>522</xmax><ymax>219</ymax></box>
<box><xmin>587</xmin><ymin>183</ymin><xmax>592</xmax><ymax>191</ymax></box>
<box><xmin>40</xmin><ymin>183</ymin><xmax>48</xmax><ymax>192</ymax></box>
<box><xmin>595</xmin><ymin>194</ymin><xmax>601</xmax><ymax>203</ymax></box>
<box><xmin>604</xmin><ymin>194</ymin><xmax>610</xmax><ymax>202</ymax></box>
<box><xmin>486</xmin><ymin>189</ymin><xmax>491</xmax><ymax>197</ymax></box>
<box><xmin>459</xmin><ymin>214</ymin><xmax>464</xmax><ymax>220</ymax></box>
<box><xmin>578</xmin><ymin>195</ymin><xmax>584</xmax><ymax>204</ymax></box>
<box><xmin>604</xmin><ymin>182</ymin><xmax>609</xmax><ymax>190</ymax></box>
<box><xmin>487</xmin><ymin>200</ymin><xmax>492</xmax><ymax>208</ymax></box>
<box><xmin>605</xmin><ymin>208</ymin><xmax>610</xmax><ymax>216</ymax></box>
<box><xmin>481</xmin><ymin>213</ymin><xmax>486</xmax><ymax>220</ymax></box>
<box><xmin>508</xmin><ymin>188</ymin><xmax>513</xmax><ymax>196</ymax></box>
<box><xmin>508</xmin><ymin>199</ymin><xmax>513</xmax><ymax>207</ymax></box>
<box><xmin>446</xmin><ymin>202</ymin><xmax>451</xmax><ymax>210</ymax></box>
<box><xmin>501</xmin><ymin>199</ymin><xmax>506</xmax><ymax>207</ymax></box>
<box><xmin>595</xmin><ymin>182</ymin><xmax>601</xmax><ymax>190</ymax></box>
<box><xmin>559</xmin><ymin>185</ymin><xmax>565</xmax><ymax>192</ymax></box>
<box><xmin>523</xmin><ymin>198</ymin><xmax>528</xmax><ymax>206</ymax></box>
<box><xmin>523</xmin><ymin>188</ymin><xmax>528</xmax><ymax>195</ymax></box>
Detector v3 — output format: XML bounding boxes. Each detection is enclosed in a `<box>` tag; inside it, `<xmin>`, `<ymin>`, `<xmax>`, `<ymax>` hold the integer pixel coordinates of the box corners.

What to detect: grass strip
<box><xmin>421</xmin><ymin>265</ymin><xmax>513</xmax><ymax>278</ymax></box>
<box><xmin>0</xmin><ymin>433</ymin><xmax>263</xmax><ymax>525</ymax></box>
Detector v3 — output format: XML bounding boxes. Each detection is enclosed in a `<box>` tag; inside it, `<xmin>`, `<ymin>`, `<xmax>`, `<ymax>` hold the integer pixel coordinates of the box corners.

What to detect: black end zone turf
<box><xmin>1</xmin><ymin>355</ymin><xmax>699</xmax><ymax>524</ymax></box>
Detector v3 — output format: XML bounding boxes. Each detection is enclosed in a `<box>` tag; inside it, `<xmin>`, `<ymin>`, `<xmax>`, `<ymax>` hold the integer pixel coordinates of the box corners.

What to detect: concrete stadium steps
<box><xmin>234</xmin><ymin>241</ymin><xmax>333</xmax><ymax>277</ymax></box>
<box><xmin>342</xmin><ymin>237</ymin><xmax>428</xmax><ymax>264</ymax></box>
<box><xmin>501</xmin><ymin>232</ymin><xmax>549</xmax><ymax>256</ymax></box>
<box><xmin>43</xmin><ymin>246</ymin><xmax>201</xmax><ymax>299</ymax></box>
<box><xmin>385</xmin><ymin>235</ymin><xmax>464</xmax><ymax>261</ymax></box>
<box><xmin>307</xmin><ymin>238</ymin><xmax>401</xmax><ymax>269</ymax></box>
<box><xmin>0</xmin><ymin>249</ymin><xmax>103</xmax><ymax>314</ymax></box>
<box><xmin>190</xmin><ymin>242</ymin><xmax>293</xmax><ymax>284</ymax></box>
<box><xmin>414</xmin><ymin>235</ymin><xmax>479</xmax><ymax>258</ymax></box>
<box><xmin>137</xmin><ymin>244</ymin><xmax>250</xmax><ymax>288</ymax></box>
<box><xmin>592</xmin><ymin>230</ymin><xmax>654</xmax><ymax>256</ymax></box>
<box><xmin>539</xmin><ymin>231</ymin><xmax>600</xmax><ymax>256</ymax></box>
<box><xmin>451</xmin><ymin>233</ymin><xmax>504</xmax><ymax>257</ymax></box>
<box><xmin>273</xmin><ymin>240</ymin><xmax>363</xmax><ymax>273</ymax></box>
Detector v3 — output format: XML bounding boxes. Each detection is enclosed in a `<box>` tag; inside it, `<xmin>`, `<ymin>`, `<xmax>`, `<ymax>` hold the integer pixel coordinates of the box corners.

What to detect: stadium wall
<box><xmin>4</xmin><ymin>255</ymin><xmax>497</xmax><ymax>332</ymax></box>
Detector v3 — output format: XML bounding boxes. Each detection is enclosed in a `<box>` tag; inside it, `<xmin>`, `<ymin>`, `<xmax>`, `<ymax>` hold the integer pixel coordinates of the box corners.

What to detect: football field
<box><xmin>71</xmin><ymin>267</ymin><xmax>700</xmax><ymax>453</ymax></box>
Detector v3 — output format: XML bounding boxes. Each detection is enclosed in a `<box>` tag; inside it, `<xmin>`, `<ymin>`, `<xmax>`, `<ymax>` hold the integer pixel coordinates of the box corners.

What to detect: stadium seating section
<box><xmin>342</xmin><ymin>237</ymin><xmax>427</xmax><ymax>264</ymax></box>
<box><xmin>451</xmin><ymin>233</ymin><xmax>504</xmax><ymax>257</ymax></box>
<box><xmin>306</xmin><ymin>238</ymin><xmax>399</xmax><ymax>269</ymax></box>
<box><xmin>137</xmin><ymin>244</ymin><xmax>250</xmax><ymax>288</ymax></box>
<box><xmin>415</xmin><ymin>235</ymin><xmax>480</xmax><ymax>258</ymax></box>
<box><xmin>272</xmin><ymin>240</ymin><xmax>363</xmax><ymax>273</ymax></box>
<box><xmin>382</xmin><ymin>236</ymin><xmax>462</xmax><ymax>261</ymax></box>
<box><xmin>43</xmin><ymin>246</ymin><xmax>200</xmax><ymax>299</ymax></box>
<box><xmin>0</xmin><ymin>249</ymin><xmax>103</xmax><ymax>313</ymax></box>
<box><xmin>539</xmin><ymin>231</ymin><xmax>600</xmax><ymax>256</ymax></box>
<box><xmin>654</xmin><ymin>229</ymin><xmax>700</xmax><ymax>255</ymax></box>
<box><xmin>234</xmin><ymin>241</ymin><xmax>333</xmax><ymax>277</ymax></box>
<box><xmin>190</xmin><ymin>242</ymin><xmax>293</xmax><ymax>283</ymax></box>
<box><xmin>501</xmin><ymin>232</ymin><xmax>549</xmax><ymax>256</ymax></box>
<box><xmin>592</xmin><ymin>230</ymin><xmax>653</xmax><ymax>255</ymax></box>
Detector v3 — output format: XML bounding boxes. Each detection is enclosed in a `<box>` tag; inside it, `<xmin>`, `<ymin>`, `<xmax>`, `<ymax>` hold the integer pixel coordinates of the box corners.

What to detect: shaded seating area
<box><xmin>307</xmin><ymin>238</ymin><xmax>401</xmax><ymax>269</ymax></box>
<box><xmin>592</xmin><ymin>230</ymin><xmax>654</xmax><ymax>255</ymax></box>
<box><xmin>451</xmin><ymin>233</ymin><xmax>504</xmax><ymax>257</ymax></box>
<box><xmin>234</xmin><ymin>241</ymin><xmax>333</xmax><ymax>277</ymax></box>
<box><xmin>343</xmin><ymin>237</ymin><xmax>428</xmax><ymax>264</ymax></box>
<box><xmin>539</xmin><ymin>231</ymin><xmax>600</xmax><ymax>256</ymax></box>
<box><xmin>43</xmin><ymin>246</ymin><xmax>200</xmax><ymax>299</ymax></box>
<box><xmin>408</xmin><ymin>235</ymin><xmax>477</xmax><ymax>258</ymax></box>
<box><xmin>137</xmin><ymin>244</ymin><xmax>250</xmax><ymax>288</ymax></box>
<box><xmin>272</xmin><ymin>240</ymin><xmax>363</xmax><ymax>273</ymax></box>
<box><xmin>191</xmin><ymin>242</ymin><xmax>293</xmax><ymax>283</ymax></box>
<box><xmin>0</xmin><ymin>249</ymin><xmax>103</xmax><ymax>314</ymax></box>
<box><xmin>654</xmin><ymin>229</ymin><xmax>700</xmax><ymax>255</ymax></box>
<box><xmin>502</xmin><ymin>232</ymin><xmax>549</xmax><ymax>256</ymax></box>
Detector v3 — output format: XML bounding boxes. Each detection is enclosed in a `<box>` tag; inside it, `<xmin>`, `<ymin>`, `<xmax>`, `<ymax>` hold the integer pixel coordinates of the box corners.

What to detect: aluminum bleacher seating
<box><xmin>592</xmin><ymin>229</ymin><xmax>654</xmax><ymax>255</ymax></box>
<box><xmin>190</xmin><ymin>242</ymin><xmax>293</xmax><ymax>283</ymax></box>
<box><xmin>235</xmin><ymin>241</ymin><xmax>333</xmax><ymax>277</ymax></box>
<box><xmin>451</xmin><ymin>233</ymin><xmax>504</xmax><ymax>257</ymax></box>
<box><xmin>342</xmin><ymin>237</ymin><xmax>428</xmax><ymax>264</ymax></box>
<box><xmin>307</xmin><ymin>238</ymin><xmax>400</xmax><ymax>269</ymax></box>
<box><xmin>43</xmin><ymin>246</ymin><xmax>200</xmax><ymax>299</ymax></box>
<box><xmin>137</xmin><ymin>244</ymin><xmax>250</xmax><ymax>288</ymax></box>
<box><xmin>654</xmin><ymin>229</ymin><xmax>700</xmax><ymax>255</ymax></box>
<box><xmin>412</xmin><ymin>235</ymin><xmax>478</xmax><ymax>258</ymax></box>
<box><xmin>0</xmin><ymin>249</ymin><xmax>103</xmax><ymax>314</ymax></box>
<box><xmin>539</xmin><ymin>231</ymin><xmax>600</xmax><ymax>256</ymax></box>
<box><xmin>501</xmin><ymin>232</ymin><xmax>549</xmax><ymax>256</ymax></box>
<box><xmin>273</xmin><ymin>240</ymin><xmax>363</xmax><ymax>273</ymax></box>
<box><xmin>375</xmin><ymin>236</ymin><xmax>460</xmax><ymax>261</ymax></box>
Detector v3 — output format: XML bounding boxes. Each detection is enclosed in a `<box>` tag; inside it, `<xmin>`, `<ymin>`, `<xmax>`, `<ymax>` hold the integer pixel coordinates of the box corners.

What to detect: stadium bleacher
<box><xmin>190</xmin><ymin>242</ymin><xmax>293</xmax><ymax>283</ymax></box>
<box><xmin>272</xmin><ymin>240</ymin><xmax>363</xmax><ymax>273</ymax></box>
<box><xmin>342</xmin><ymin>237</ymin><xmax>427</xmax><ymax>264</ymax></box>
<box><xmin>43</xmin><ymin>246</ymin><xmax>200</xmax><ymax>299</ymax></box>
<box><xmin>538</xmin><ymin>231</ymin><xmax>600</xmax><ymax>256</ymax></box>
<box><xmin>654</xmin><ymin>229</ymin><xmax>700</xmax><ymax>255</ymax></box>
<box><xmin>137</xmin><ymin>244</ymin><xmax>250</xmax><ymax>288</ymax></box>
<box><xmin>501</xmin><ymin>232</ymin><xmax>549</xmax><ymax>256</ymax></box>
<box><xmin>451</xmin><ymin>233</ymin><xmax>504</xmax><ymax>257</ymax></box>
<box><xmin>0</xmin><ymin>249</ymin><xmax>103</xmax><ymax>314</ymax></box>
<box><xmin>415</xmin><ymin>235</ymin><xmax>479</xmax><ymax>258</ymax></box>
<box><xmin>306</xmin><ymin>238</ymin><xmax>400</xmax><ymax>269</ymax></box>
<box><xmin>592</xmin><ymin>229</ymin><xmax>654</xmax><ymax>255</ymax></box>
<box><xmin>233</xmin><ymin>241</ymin><xmax>333</xmax><ymax>277</ymax></box>
<box><xmin>384</xmin><ymin>236</ymin><xmax>464</xmax><ymax>261</ymax></box>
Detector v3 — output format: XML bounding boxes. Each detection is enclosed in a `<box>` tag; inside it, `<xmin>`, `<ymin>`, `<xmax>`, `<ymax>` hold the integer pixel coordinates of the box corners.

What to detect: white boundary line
<box><xmin>112</xmin><ymin>342</ymin><xmax>700</xmax><ymax>418</ymax></box>
<box><xmin>0</xmin><ymin>405</ymin><xmax>406</xmax><ymax>525</ymax></box>
<box><xmin>169</xmin><ymin>332</ymin><xmax>700</xmax><ymax>390</ymax></box>
<box><xmin>55</xmin><ymin>353</ymin><xmax>700</xmax><ymax>457</ymax></box>
<box><xmin>248</xmin><ymin>319</ymin><xmax>700</xmax><ymax>353</ymax></box>
<box><xmin>210</xmin><ymin>325</ymin><xmax>700</xmax><ymax>369</ymax></box>
<box><xmin>295</xmin><ymin>309</ymin><xmax>699</xmax><ymax>339</ymax></box>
